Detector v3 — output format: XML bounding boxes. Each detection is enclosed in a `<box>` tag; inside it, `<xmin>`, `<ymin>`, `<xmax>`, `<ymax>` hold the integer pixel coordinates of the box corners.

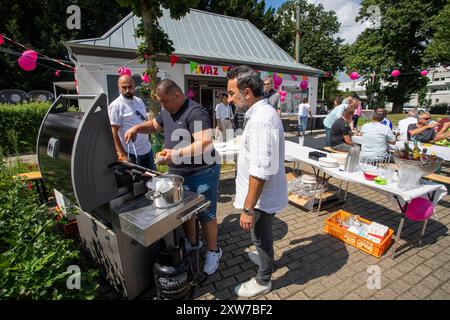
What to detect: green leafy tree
<box><xmin>424</xmin><ymin>3</ymin><xmax>450</xmax><ymax>66</ymax></box>
<box><xmin>345</xmin><ymin>0</ymin><xmax>447</xmax><ymax>113</ymax></box>
<box><xmin>274</xmin><ymin>0</ymin><xmax>343</xmax><ymax>74</ymax></box>
<box><xmin>274</xmin><ymin>0</ymin><xmax>344</xmax><ymax>106</ymax></box>
<box><xmin>0</xmin><ymin>0</ymin><xmax>129</xmax><ymax>91</ymax></box>
<box><xmin>194</xmin><ymin>0</ymin><xmax>278</xmax><ymax>39</ymax></box>
<box><xmin>117</xmin><ymin>0</ymin><xmax>199</xmax><ymax>117</ymax></box>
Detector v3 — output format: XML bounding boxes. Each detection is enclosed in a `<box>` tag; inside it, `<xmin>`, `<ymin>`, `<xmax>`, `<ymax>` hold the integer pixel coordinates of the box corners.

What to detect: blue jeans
<box><xmin>129</xmin><ymin>150</ymin><xmax>156</xmax><ymax>171</ymax></box>
<box><xmin>182</xmin><ymin>164</ymin><xmax>220</xmax><ymax>224</ymax></box>
<box><xmin>298</xmin><ymin>116</ymin><xmax>308</xmax><ymax>135</ymax></box>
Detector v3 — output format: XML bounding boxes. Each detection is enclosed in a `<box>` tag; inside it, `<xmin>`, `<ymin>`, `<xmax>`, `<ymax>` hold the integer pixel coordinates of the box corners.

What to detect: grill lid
<box><xmin>37</xmin><ymin>94</ymin><xmax>119</xmax><ymax>211</ymax></box>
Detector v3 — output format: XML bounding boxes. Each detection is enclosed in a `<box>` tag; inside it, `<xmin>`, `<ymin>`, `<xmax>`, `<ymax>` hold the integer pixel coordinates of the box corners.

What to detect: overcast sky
<box><xmin>265</xmin><ymin>0</ymin><xmax>368</xmax><ymax>44</ymax></box>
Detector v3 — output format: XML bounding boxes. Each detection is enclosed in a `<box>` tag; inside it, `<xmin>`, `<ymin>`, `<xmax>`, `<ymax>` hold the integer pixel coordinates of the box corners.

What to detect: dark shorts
<box><xmin>182</xmin><ymin>164</ymin><xmax>221</xmax><ymax>224</ymax></box>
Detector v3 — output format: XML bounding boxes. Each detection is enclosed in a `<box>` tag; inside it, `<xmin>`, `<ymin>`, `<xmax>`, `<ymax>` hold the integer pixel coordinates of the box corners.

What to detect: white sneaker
<box><xmin>248</xmin><ymin>251</ymin><xmax>261</xmax><ymax>266</ymax></box>
<box><xmin>234</xmin><ymin>277</ymin><xmax>271</xmax><ymax>297</ymax></box>
<box><xmin>203</xmin><ymin>248</ymin><xmax>222</xmax><ymax>275</ymax></box>
<box><xmin>185</xmin><ymin>239</ymin><xmax>203</xmax><ymax>253</ymax></box>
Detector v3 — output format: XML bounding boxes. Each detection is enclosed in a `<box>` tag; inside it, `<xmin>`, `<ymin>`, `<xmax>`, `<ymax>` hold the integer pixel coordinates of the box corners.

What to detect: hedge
<box><xmin>0</xmin><ymin>102</ymin><xmax>51</xmax><ymax>155</ymax></box>
<box><xmin>430</xmin><ymin>103</ymin><xmax>449</xmax><ymax>115</ymax></box>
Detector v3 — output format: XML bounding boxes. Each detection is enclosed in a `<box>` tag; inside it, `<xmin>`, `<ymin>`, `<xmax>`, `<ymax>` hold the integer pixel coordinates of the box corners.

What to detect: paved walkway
<box><xmin>192</xmin><ymin>133</ymin><xmax>450</xmax><ymax>300</ymax></box>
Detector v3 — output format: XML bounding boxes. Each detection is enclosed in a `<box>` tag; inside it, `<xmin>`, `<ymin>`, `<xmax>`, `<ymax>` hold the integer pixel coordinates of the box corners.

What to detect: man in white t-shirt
<box><xmin>108</xmin><ymin>75</ymin><xmax>155</xmax><ymax>170</ymax></box>
<box><xmin>297</xmin><ymin>97</ymin><xmax>311</xmax><ymax>136</ymax></box>
<box><xmin>215</xmin><ymin>93</ymin><xmax>235</xmax><ymax>141</ymax></box>
<box><xmin>360</xmin><ymin>108</ymin><xmax>396</xmax><ymax>161</ymax></box>
<box><xmin>397</xmin><ymin>110</ymin><xmax>418</xmax><ymax>141</ymax></box>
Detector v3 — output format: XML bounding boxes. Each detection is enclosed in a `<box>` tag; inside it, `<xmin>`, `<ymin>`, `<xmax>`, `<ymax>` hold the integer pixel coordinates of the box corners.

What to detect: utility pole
<box><xmin>295</xmin><ymin>1</ymin><xmax>300</xmax><ymax>63</ymax></box>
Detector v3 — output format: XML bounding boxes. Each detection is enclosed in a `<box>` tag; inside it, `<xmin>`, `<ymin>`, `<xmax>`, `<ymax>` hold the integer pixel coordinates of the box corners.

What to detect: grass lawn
<box><xmin>358</xmin><ymin>114</ymin><xmax>449</xmax><ymax>127</ymax></box>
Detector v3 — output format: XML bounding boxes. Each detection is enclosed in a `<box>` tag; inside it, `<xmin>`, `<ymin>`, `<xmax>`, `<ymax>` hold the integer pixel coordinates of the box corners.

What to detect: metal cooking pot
<box><xmin>145</xmin><ymin>174</ymin><xmax>184</xmax><ymax>208</ymax></box>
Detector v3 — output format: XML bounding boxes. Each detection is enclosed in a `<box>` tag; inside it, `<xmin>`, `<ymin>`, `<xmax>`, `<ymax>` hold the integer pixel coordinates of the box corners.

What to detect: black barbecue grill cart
<box><xmin>37</xmin><ymin>94</ymin><xmax>209</xmax><ymax>299</ymax></box>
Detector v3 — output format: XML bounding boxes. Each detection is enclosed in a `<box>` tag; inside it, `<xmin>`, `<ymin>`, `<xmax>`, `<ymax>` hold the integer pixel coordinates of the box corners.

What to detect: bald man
<box><xmin>107</xmin><ymin>75</ymin><xmax>156</xmax><ymax>170</ymax></box>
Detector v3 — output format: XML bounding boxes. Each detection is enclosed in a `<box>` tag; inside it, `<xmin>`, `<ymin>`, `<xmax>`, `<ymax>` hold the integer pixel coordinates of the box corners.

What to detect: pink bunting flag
<box><xmin>55</xmin><ymin>70</ymin><xmax>60</xmax><ymax>77</ymax></box>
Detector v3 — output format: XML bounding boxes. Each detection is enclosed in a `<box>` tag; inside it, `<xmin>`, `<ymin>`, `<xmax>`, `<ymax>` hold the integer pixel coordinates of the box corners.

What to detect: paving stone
<box><xmin>426</xmin><ymin>289</ymin><xmax>450</xmax><ymax>300</ymax></box>
<box><xmin>388</xmin><ymin>279</ymin><xmax>411</xmax><ymax>294</ymax></box>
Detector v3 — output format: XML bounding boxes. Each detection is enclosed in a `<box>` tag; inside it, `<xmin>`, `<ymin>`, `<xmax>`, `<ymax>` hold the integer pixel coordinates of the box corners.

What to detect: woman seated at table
<box><xmin>360</xmin><ymin>108</ymin><xmax>396</xmax><ymax>161</ymax></box>
<box><xmin>330</xmin><ymin>104</ymin><xmax>356</xmax><ymax>152</ymax></box>
<box><xmin>407</xmin><ymin>112</ymin><xmax>450</xmax><ymax>143</ymax></box>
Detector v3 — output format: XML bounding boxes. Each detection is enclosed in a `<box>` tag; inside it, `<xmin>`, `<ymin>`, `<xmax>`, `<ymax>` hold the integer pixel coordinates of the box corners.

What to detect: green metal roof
<box><xmin>66</xmin><ymin>9</ymin><xmax>322</xmax><ymax>76</ymax></box>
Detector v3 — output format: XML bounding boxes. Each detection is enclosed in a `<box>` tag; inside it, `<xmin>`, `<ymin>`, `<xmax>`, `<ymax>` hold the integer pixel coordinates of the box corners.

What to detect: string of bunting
<box><xmin>0</xmin><ymin>33</ymin><xmax>76</xmax><ymax>77</ymax></box>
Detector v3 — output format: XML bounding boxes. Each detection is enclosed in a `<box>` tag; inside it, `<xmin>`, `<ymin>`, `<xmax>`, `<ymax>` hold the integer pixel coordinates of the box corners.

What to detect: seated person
<box><xmin>397</xmin><ymin>110</ymin><xmax>418</xmax><ymax>141</ymax></box>
<box><xmin>360</xmin><ymin>108</ymin><xmax>396</xmax><ymax>161</ymax></box>
<box><xmin>407</xmin><ymin>112</ymin><xmax>450</xmax><ymax>142</ymax></box>
<box><xmin>330</xmin><ymin>104</ymin><xmax>356</xmax><ymax>152</ymax></box>
<box><xmin>380</xmin><ymin>110</ymin><xmax>393</xmax><ymax>130</ymax></box>
<box><xmin>437</xmin><ymin>117</ymin><xmax>450</xmax><ymax>132</ymax></box>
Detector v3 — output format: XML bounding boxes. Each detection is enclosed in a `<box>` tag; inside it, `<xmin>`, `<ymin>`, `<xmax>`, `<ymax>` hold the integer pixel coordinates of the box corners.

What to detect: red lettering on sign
<box><xmin>213</xmin><ymin>67</ymin><xmax>218</xmax><ymax>75</ymax></box>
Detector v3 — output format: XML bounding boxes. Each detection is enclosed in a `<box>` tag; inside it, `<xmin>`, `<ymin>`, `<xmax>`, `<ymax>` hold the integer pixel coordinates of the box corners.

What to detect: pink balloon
<box><xmin>280</xmin><ymin>96</ymin><xmax>286</xmax><ymax>102</ymax></box>
<box><xmin>18</xmin><ymin>55</ymin><xmax>37</xmax><ymax>71</ymax></box>
<box><xmin>0</xmin><ymin>34</ymin><xmax>4</xmax><ymax>46</ymax></box>
<box><xmin>187</xmin><ymin>89</ymin><xmax>195</xmax><ymax>99</ymax></box>
<box><xmin>391</xmin><ymin>69</ymin><xmax>401</xmax><ymax>78</ymax></box>
<box><xmin>274</xmin><ymin>85</ymin><xmax>280</xmax><ymax>90</ymax></box>
<box><xmin>420</xmin><ymin>70</ymin><xmax>428</xmax><ymax>77</ymax></box>
<box><xmin>279</xmin><ymin>90</ymin><xmax>287</xmax><ymax>97</ymax></box>
<box><xmin>141</xmin><ymin>73</ymin><xmax>149</xmax><ymax>83</ymax></box>
<box><xmin>118</xmin><ymin>67</ymin><xmax>132</xmax><ymax>76</ymax></box>
<box><xmin>300</xmin><ymin>80</ymin><xmax>308</xmax><ymax>90</ymax></box>
<box><xmin>273</xmin><ymin>74</ymin><xmax>282</xmax><ymax>86</ymax></box>
<box><xmin>55</xmin><ymin>70</ymin><xmax>60</xmax><ymax>77</ymax></box>
<box><xmin>22</xmin><ymin>50</ymin><xmax>37</xmax><ymax>61</ymax></box>
<box><xmin>349</xmin><ymin>71</ymin><xmax>359</xmax><ymax>80</ymax></box>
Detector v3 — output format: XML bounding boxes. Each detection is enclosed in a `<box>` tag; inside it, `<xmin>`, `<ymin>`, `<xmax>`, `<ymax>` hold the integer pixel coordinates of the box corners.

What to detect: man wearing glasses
<box><xmin>407</xmin><ymin>112</ymin><xmax>450</xmax><ymax>142</ymax></box>
<box><xmin>262</xmin><ymin>77</ymin><xmax>281</xmax><ymax>112</ymax></box>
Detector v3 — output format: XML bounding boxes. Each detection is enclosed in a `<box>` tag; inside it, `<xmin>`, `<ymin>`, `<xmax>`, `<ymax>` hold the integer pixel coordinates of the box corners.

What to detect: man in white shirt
<box><xmin>108</xmin><ymin>75</ymin><xmax>155</xmax><ymax>170</ymax></box>
<box><xmin>397</xmin><ymin>110</ymin><xmax>418</xmax><ymax>141</ymax></box>
<box><xmin>227</xmin><ymin>65</ymin><xmax>288</xmax><ymax>298</ymax></box>
<box><xmin>297</xmin><ymin>97</ymin><xmax>311</xmax><ymax>136</ymax></box>
<box><xmin>215</xmin><ymin>93</ymin><xmax>235</xmax><ymax>141</ymax></box>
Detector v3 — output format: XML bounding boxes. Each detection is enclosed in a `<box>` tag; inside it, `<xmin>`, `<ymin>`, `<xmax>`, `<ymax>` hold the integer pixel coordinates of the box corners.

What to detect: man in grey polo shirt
<box><xmin>124</xmin><ymin>79</ymin><xmax>222</xmax><ymax>276</ymax></box>
<box><xmin>227</xmin><ymin>66</ymin><xmax>288</xmax><ymax>297</ymax></box>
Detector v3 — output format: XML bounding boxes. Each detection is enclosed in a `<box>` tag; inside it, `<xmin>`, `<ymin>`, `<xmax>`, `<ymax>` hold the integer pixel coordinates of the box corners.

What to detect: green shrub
<box><xmin>0</xmin><ymin>102</ymin><xmax>51</xmax><ymax>155</ymax></box>
<box><xmin>430</xmin><ymin>103</ymin><xmax>449</xmax><ymax>114</ymax></box>
<box><xmin>0</xmin><ymin>154</ymin><xmax>99</xmax><ymax>299</ymax></box>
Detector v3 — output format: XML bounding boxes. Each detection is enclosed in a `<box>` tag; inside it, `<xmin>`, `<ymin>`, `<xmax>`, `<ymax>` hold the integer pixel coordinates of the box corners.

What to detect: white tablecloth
<box><xmin>285</xmin><ymin>141</ymin><xmax>447</xmax><ymax>205</ymax></box>
<box><xmin>213</xmin><ymin>138</ymin><xmax>239</xmax><ymax>163</ymax></box>
<box><xmin>352</xmin><ymin>136</ymin><xmax>450</xmax><ymax>161</ymax></box>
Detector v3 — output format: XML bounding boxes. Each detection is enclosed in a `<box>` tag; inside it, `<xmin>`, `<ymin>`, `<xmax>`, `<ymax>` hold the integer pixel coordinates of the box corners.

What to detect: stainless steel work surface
<box><xmin>114</xmin><ymin>190</ymin><xmax>208</xmax><ymax>247</ymax></box>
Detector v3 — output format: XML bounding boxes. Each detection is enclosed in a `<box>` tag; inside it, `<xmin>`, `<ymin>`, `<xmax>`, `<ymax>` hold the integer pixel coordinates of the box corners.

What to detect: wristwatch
<box><xmin>243</xmin><ymin>208</ymin><xmax>253</xmax><ymax>216</ymax></box>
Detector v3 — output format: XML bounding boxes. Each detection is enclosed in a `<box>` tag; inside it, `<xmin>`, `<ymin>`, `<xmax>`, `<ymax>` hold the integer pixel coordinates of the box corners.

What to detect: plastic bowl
<box><xmin>364</xmin><ymin>171</ymin><xmax>378</xmax><ymax>181</ymax></box>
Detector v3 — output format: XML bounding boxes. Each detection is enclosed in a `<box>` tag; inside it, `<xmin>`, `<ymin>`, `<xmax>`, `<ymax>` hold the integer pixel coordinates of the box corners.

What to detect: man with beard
<box><xmin>227</xmin><ymin>66</ymin><xmax>288</xmax><ymax>297</ymax></box>
<box><xmin>108</xmin><ymin>75</ymin><xmax>155</xmax><ymax>169</ymax></box>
